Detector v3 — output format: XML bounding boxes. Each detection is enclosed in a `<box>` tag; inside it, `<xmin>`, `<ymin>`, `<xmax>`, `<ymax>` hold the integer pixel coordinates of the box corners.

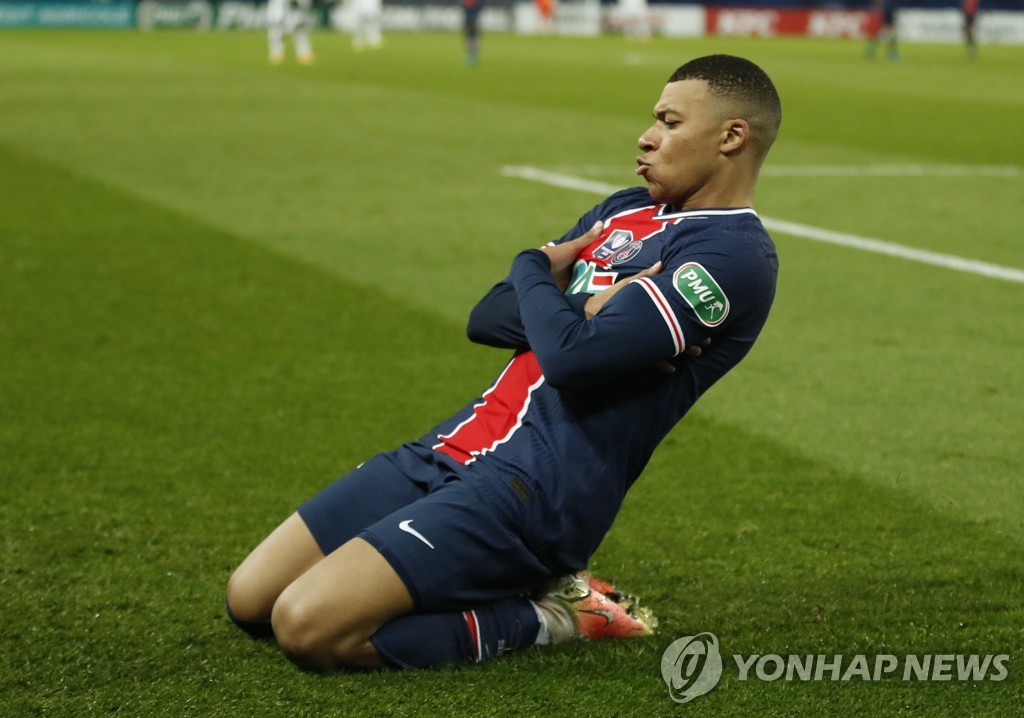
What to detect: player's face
<box><xmin>636</xmin><ymin>80</ymin><xmax>729</xmax><ymax>209</ymax></box>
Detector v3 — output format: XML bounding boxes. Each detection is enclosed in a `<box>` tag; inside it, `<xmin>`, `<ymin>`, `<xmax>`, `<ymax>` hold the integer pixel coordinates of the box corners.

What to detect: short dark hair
<box><xmin>669</xmin><ymin>54</ymin><xmax>782</xmax><ymax>153</ymax></box>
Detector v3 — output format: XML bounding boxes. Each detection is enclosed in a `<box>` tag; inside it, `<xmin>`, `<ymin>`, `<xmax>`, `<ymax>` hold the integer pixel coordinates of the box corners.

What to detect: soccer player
<box><xmin>962</xmin><ymin>0</ymin><xmax>979</xmax><ymax>58</ymax></box>
<box><xmin>866</xmin><ymin>0</ymin><xmax>899</xmax><ymax>62</ymax></box>
<box><xmin>462</xmin><ymin>0</ymin><xmax>483</xmax><ymax>67</ymax></box>
<box><xmin>617</xmin><ymin>0</ymin><xmax>652</xmax><ymax>42</ymax></box>
<box><xmin>534</xmin><ymin>0</ymin><xmax>555</xmax><ymax>33</ymax></box>
<box><xmin>226</xmin><ymin>54</ymin><xmax>782</xmax><ymax>671</ymax></box>
<box><xmin>350</xmin><ymin>0</ymin><xmax>383</xmax><ymax>51</ymax></box>
<box><xmin>267</xmin><ymin>0</ymin><xmax>315</xmax><ymax>65</ymax></box>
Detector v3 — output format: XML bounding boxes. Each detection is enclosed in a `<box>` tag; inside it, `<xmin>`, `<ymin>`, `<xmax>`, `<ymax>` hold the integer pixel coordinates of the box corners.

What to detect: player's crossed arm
<box><xmin>511</xmin><ymin>227</ymin><xmax>711</xmax><ymax>388</ymax></box>
<box><xmin>540</xmin><ymin>220</ymin><xmax>709</xmax><ymax>364</ymax></box>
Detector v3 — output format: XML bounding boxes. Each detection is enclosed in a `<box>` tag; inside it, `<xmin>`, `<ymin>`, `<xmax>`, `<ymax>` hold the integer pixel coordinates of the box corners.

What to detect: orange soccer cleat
<box><xmin>534</xmin><ymin>571</ymin><xmax>657</xmax><ymax>643</ymax></box>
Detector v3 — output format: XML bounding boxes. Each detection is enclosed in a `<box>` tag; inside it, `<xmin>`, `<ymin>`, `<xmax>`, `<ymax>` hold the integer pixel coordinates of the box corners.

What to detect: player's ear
<box><xmin>720</xmin><ymin>118</ymin><xmax>750</xmax><ymax>156</ymax></box>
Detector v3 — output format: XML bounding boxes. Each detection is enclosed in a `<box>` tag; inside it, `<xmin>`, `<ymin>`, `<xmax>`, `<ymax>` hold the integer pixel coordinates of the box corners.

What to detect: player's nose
<box><xmin>638</xmin><ymin>127</ymin><xmax>657</xmax><ymax>152</ymax></box>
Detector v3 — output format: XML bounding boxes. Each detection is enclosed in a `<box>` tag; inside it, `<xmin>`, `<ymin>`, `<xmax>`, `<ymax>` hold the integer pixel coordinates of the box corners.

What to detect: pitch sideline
<box><xmin>500</xmin><ymin>165</ymin><xmax>1024</xmax><ymax>285</ymax></box>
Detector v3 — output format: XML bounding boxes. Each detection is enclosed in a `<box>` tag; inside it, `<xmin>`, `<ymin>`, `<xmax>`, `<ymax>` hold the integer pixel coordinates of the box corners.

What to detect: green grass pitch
<box><xmin>1</xmin><ymin>28</ymin><xmax>1022</xmax><ymax>717</ymax></box>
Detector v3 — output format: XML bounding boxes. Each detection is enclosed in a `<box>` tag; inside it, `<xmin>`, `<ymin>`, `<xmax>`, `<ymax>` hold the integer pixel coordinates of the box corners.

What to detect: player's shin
<box><xmin>369</xmin><ymin>598</ymin><xmax>541</xmax><ymax>669</ymax></box>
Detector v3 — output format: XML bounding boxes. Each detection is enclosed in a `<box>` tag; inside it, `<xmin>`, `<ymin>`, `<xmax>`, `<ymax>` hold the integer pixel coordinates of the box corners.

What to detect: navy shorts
<box><xmin>298</xmin><ymin>450</ymin><xmax>553</xmax><ymax>612</ymax></box>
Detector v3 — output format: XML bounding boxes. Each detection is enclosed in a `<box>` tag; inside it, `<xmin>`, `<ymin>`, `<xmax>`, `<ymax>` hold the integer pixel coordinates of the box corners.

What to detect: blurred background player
<box><xmin>350</xmin><ymin>0</ymin><xmax>383</xmax><ymax>51</ymax></box>
<box><xmin>963</xmin><ymin>0</ymin><xmax>979</xmax><ymax>57</ymax></box>
<box><xmin>462</xmin><ymin>0</ymin><xmax>482</xmax><ymax>67</ymax></box>
<box><xmin>267</xmin><ymin>0</ymin><xmax>315</xmax><ymax>65</ymax></box>
<box><xmin>866</xmin><ymin>0</ymin><xmax>899</xmax><ymax>62</ymax></box>
<box><xmin>534</xmin><ymin>0</ymin><xmax>555</xmax><ymax>33</ymax></box>
<box><xmin>617</xmin><ymin>0</ymin><xmax>651</xmax><ymax>42</ymax></box>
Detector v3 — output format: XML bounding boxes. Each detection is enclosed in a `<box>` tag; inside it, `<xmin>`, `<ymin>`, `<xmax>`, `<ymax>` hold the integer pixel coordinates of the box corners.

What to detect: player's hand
<box><xmin>682</xmin><ymin>337</ymin><xmax>712</xmax><ymax>358</ymax></box>
<box><xmin>583</xmin><ymin>259</ymin><xmax>663</xmax><ymax>320</ymax></box>
<box><xmin>541</xmin><ymin>220</ymin><xmax>603</xmax><ymax>293</ymax></box>
<box><xmin>655</xmin><ymin>339</ymin><xmax>711</xmax><ymax>374</ymax></box>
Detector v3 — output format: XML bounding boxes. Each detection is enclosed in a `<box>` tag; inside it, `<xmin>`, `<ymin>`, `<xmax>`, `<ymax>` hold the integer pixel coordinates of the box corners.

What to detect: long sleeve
<box><xmin>508</xmin><ymin>249</ymin><xmax>678</xmax><ymax>390</ymax></box>
<box><xmin>467</xmin><ymin>275</ymin><xmax>592</xmax><ymax>351</ymax></box>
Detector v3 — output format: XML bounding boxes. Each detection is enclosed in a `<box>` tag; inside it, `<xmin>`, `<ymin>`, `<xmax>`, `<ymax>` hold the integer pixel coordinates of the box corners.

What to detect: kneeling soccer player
<box><xmin>226</xmin><ymin>53</ymin><xmax>782</xmax><ymax>670</ymax></box>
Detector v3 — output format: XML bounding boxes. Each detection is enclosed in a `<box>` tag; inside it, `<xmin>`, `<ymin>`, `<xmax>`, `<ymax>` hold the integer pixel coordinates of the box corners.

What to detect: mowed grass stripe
<box><xmin>0</xmin><ymin>140</ymin><xmax>497</xmax><ymax>486</ymax></box>
<box><xmin>0</xmin><ymin>141</ymin><xmax>511</xmax><ymax>714</ymax></box>
<box><xmin>2</xmin><ymin>145</ymin><xmax>1022</xmax><ymax>717</ymax></box>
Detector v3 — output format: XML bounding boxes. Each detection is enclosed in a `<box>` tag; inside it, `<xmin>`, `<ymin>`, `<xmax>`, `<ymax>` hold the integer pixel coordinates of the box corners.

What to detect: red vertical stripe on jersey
<box><xmin>434</xmin><ymin>352</ymin><xmax>545</xmax><ymax>465</ymax></box>
<box><xmin>463</xmin><ymin>610</ymin><xmax>482</xmax><ymax>662</ymax></box>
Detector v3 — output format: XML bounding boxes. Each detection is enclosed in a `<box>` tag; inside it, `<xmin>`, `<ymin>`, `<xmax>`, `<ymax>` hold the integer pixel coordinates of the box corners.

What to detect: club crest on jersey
<box><xmin>610</xmin><ymin>240</ymin><xmax>644</xmax><ymax>266</ymax></box>
<box><xmin>673</xmin><ymin>262</ymin><xmax>729</xmax><ymax>326</ymax></box>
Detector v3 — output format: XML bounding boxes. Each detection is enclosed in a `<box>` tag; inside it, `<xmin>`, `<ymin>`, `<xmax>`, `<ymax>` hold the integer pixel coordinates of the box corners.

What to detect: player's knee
<box><xmin>271</xmin><ymin>595</ymin><xmax>320</xmax><ymax>666</ymax></box>
<box><xmin>225</xmin><ymin>570</ymin><xmax>277</xmax><ymax>639</ymax></box>
<box><xmin>271</xmin><ymin>593</ymin><xmax>380</xmax><ymax>671</ymax></box>
<box><xmin>225</xmin><ymin>566</ymin><xmax>267</xmax><ymax>624</ymax></box>
<box><xmin>271</xmin><ymin>593</ymin><xmax>346</xmax><ymax>671</ymax></box>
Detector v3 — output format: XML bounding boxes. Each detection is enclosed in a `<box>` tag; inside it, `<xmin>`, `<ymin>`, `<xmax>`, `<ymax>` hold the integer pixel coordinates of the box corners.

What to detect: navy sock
<box><xmin>370</xmin><ymin>598</ymin><xmax>540</xmax><ymax>669</ymax></box>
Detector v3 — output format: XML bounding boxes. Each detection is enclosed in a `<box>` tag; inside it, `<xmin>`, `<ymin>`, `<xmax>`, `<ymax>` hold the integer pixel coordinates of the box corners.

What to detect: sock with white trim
<box><xmin>370</xmin><ymin>598</ymin><xmax>540</xmax><ymax>669</ymax></box>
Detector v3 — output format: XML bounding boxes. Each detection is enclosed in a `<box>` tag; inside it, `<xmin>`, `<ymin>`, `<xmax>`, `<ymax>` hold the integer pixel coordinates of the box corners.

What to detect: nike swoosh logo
<box><xmin>398</xmin><ymin>519</ymin><xmax>435</xmax><ymax>549</ymax></box>
<box><xmin>580</xmin><ymin>608</ymin><xmax>616</xmax><ymax>626</ymax></box>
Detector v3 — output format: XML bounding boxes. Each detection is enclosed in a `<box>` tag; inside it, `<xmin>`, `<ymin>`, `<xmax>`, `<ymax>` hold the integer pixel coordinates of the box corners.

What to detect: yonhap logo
<box><xmin>661</xmin><ymin>632</ymin><xmax>723</xmax><ymax>704</ymax></box>
<box><xmin>659</xmin><ymin>631</ymin><xmax>1010</xmax><ymax>705</ymax></box>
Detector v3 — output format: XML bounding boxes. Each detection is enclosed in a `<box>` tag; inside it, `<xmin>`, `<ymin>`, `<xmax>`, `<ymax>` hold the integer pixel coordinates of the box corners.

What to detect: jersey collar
<box><xmin>655</xmin><ymin>205</ymin><xmax>759</xmax><ymax>220</ymax></box>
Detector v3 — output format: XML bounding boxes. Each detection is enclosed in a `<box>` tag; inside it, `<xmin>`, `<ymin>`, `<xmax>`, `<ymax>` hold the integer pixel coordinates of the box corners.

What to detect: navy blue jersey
<box><xmin>408</xmin><ymin>187</ymin><xmax>778</xmax><ymax>572</ymax></box>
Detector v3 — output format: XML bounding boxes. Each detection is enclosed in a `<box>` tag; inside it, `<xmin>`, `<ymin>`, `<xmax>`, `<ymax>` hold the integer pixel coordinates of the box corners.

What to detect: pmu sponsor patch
<box><xmin>673</xmin><ymin>262</ymin><xmax>729</xmax><ymax>326</ymax></box>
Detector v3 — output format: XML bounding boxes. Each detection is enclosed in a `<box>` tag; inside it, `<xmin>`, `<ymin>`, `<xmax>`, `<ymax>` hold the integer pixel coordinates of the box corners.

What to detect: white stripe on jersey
<box><xmin>635</xmin><ymin>277</ymin><xmax>686</xmax><ymax>355</ymax></box>
<box><xmin>657</xmin><ymin>206</ymin><xmax>759</xmax><ymax>220</ymax></box>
